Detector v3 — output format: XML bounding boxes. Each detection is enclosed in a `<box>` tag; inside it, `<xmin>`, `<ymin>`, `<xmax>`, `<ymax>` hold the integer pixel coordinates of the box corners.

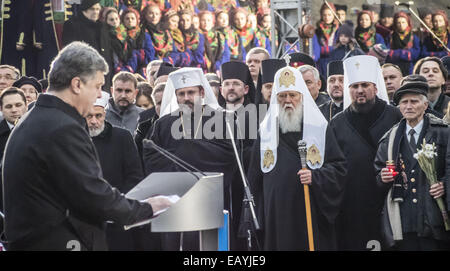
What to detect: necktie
<box><xmin>409</xmin><ymin>129</ymin><xmax>416</xmax><ymax>152</ymax></box>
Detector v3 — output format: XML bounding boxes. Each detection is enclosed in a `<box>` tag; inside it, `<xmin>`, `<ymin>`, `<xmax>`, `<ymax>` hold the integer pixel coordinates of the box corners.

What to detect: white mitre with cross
<box><xmin>259</xmin><ymin>66</ymin><xmax>328</xmax><ymax>173</ymax></box>
<box><xmin>160</xmin><ymin>67</ymin><xmax>221</xmax><ymax>117</ymax></box>
<box><xmin>343</xmin><ymin>55</ymin><xmax>390</xmax><ymax>109</ymax></box>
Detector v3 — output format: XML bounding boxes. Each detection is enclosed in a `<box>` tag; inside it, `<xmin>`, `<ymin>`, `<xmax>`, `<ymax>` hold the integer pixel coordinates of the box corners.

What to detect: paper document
<box><xmin>151</xmin><ymin>195</ymin><xmax>181</xmax><ymax>216</ymax></box>
<box><xmin>124</xmin><ymin>195</ymin><xmax>180</xmax><ymax>231</ymax></box>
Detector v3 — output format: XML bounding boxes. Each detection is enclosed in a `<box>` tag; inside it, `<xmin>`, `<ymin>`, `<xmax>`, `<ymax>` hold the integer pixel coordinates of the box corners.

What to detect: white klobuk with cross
<box><xmin>343</xmin><ymin>55</ymin><xmax>390</xmax><ymax>110</ymax></box>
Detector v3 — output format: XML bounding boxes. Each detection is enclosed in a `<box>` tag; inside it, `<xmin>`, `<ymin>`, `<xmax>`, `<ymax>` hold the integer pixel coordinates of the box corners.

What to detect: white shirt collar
<box><xmin>334</xmin><ymin>101</ymin><xmax>342</xmax><ymax>107</ymax></box>
<box><xmin>6</xmin><ymin>121</ymin><xmax>14</xmax><ymax>130</ymax></box>
<box><xmin>406</xmin><ymin>118</ymin><xmax>424</xmax><ymax>140</ymax></box>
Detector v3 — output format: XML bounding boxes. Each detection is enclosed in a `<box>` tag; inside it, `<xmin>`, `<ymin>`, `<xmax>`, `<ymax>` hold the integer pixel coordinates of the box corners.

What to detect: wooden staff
<box><xmin>298</xmin><ymin>140</ymin><xmax>315</xmax><ymax>251</ymax></box>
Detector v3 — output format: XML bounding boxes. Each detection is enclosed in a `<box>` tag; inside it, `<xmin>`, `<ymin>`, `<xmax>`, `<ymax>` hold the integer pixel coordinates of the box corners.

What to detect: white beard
<box><xmin>279</xmin><ymin>104</ymin><xmax>303</xmax><ymax>134</ymax></box>
<box><xmin>89</xmin><ymin>122</ymin><xmax>105</xmax><ymax>137</ymax></box>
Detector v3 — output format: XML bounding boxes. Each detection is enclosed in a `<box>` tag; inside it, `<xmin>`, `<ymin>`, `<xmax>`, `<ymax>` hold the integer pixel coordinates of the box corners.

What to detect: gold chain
<box><xmin>329</xmin><ymin>102</ymin><xmax>333</xmax><ymax>121</ymax></box>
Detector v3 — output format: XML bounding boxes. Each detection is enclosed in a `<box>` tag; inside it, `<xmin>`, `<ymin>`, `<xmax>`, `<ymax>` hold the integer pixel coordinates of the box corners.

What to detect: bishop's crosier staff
<box><xmin>298</xmin><ymin>140</ymin><xmax>315</xmax><ymax>251</ymax></box>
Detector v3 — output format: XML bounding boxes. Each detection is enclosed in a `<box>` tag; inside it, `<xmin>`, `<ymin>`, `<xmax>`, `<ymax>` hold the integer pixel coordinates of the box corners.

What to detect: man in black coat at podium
<box><xmin>1</xmin><ymin>42</ymin><xmax>171</xmax><ymax>251</ymax></box>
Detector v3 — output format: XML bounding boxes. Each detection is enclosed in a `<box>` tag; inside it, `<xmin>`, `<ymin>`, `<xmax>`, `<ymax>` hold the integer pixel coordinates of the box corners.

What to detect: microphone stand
<box><xmin>225</xmin><ymin>119</ymin><xmax>261</xmax><ymax>251</ymax></box>
<box><xmin>142</xmin><ymin>139</ymin><xmax>206</xmax><ymax>180</ymax></box>
<box><xmin>142</xmin><ymin>139</ymin><xmax>206</xmax><ymax>251</ymax></box>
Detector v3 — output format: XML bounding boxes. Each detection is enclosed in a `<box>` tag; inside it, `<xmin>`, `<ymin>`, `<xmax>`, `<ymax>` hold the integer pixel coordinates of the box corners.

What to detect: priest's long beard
<box><xmin>279</xmin><ymin>104</ymin><xmax>303</xmax><ymax>134</ymax></box>
<box><xmin>351</xmin><ymin>97</ymin><xmax>376</xmax><ymax>114</ymax></box>
<box><xmin>89</xmin><ymin>122</ymin><xmax>105</xmax><ymax>137</ymax></box>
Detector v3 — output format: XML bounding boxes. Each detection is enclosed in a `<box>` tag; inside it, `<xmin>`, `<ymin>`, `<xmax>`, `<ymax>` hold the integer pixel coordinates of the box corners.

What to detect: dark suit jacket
<box><xmin>2</xmin><ymin>94</ymin><xmax>153</xmax><ymax>251</ymax></box>
<box><xmin>92</xmin><ymin>121</ymin><xmax>143</xmax><ymax>194</ymax></box>
<box><xmin>0</xmin><ymin>119</ymin><xmax>11</xmax><ymax>161</ymax></box>
<box><xmin>0</xmin><ymin>119</ymin><xmax>11</xmax><ymax>235</ymax></box>
<box><xmin>375</xmin><ymin>114</ymin><xmax>450</xmax><ymax>248</ymax></box>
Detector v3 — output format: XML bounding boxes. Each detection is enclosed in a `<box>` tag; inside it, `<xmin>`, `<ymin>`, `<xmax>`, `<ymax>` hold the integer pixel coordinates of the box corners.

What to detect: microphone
<box><xmin>142</xmin><ymin>139</ymin><xmax>206</xmax><ymax>180</ymax></box>
<box><xmin>298</xmin><ymin>140</ymin><xmax>307</xmax><ymax>169</ymax></box>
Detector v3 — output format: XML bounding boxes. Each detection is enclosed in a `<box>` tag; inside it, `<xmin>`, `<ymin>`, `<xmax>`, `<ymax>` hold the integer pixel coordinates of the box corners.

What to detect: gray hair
<box><xmin>419</xmin><ymin>94</ymin><xmax>428</xmax><ymax>103</ymax></box>
<box><xmin>0</xmin><ymin>65</ymin><xmax>20</xmax><ymax>80</ymax></box>
<box><xmin>48</xmin><ymin>41</ymin><xmax>108</xmax><ymax>91</ymax></box>
<box><xmin>298</xmin><ymin>65</ymin><xmax>320</xmax><ymax>81</ymax></box>
<box><xmin>146</xmin><ymin>60</ymin><xmax>163</xmax><ymax>78</ymax></box>
<box><xmin>398</xmin><ymin>93</ymin><xmax>429</xmax><ymax>104</ymax></box>
<box><xmin>151</xmin><ymin>82</ymin><xmax>166</xmax><ymax>101</ymax></box>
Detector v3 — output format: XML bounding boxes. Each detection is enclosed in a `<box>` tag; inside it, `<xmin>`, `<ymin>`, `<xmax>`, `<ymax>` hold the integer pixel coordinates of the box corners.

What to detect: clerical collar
<box><xmin>334</xmin><ymin>101</ymin><xmax>342</xmax><ymax>107</ymax></box>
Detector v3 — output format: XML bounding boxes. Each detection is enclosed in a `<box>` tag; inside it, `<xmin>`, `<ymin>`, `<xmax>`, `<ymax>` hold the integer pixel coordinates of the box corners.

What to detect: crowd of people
<box><xmin>2</xmin><ymin>1</ymin><xmax>450</xmax><ymax>94</ymax></box>
<box><xmin>0</xmin><ymin>0</ymin><xmax>450</xmax><ymax>252</ymax></box>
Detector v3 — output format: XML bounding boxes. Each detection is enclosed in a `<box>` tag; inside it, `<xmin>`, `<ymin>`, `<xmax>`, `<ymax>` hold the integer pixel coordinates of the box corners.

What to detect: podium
<box><xmin>125</xmin><ymin>172</ymin><xmax>224</xmax><ymax>251</ymax></box>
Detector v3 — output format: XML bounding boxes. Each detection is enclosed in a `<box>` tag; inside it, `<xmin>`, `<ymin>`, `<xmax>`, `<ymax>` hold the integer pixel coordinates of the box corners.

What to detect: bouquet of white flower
<box><xmin>413</xmin><ymin>139</ymin><xmax>450</xmax><ymax>231</ymax></box>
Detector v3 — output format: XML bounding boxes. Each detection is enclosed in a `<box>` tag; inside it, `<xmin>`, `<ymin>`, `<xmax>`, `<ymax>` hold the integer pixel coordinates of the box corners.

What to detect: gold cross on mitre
<box><xmin>355</xmin><ymin>62</ymin><xmax>361</xmax><ymax>69</ymax></box>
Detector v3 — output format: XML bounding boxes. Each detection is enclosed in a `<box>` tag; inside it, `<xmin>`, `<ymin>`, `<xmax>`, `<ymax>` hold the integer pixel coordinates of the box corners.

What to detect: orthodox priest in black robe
<box><xmin>319</xmin><ymin>61</ymin><xmax>344</xmax><ymax>122</ymax></box>
<box><xmin>254</xmin><ymin>59</ymin><xmax>287</xmax><ymax>116</ymax></box>
<box><xmin>330</xmin><ymin>55</ymin><xmax>403</xmax><ymax>250</ymax></box>
<box><xmin>247</xmin><ymin>66</ymin><xmax>347</xmax><ymax>251</ymax></box>
<box><xmin>143</xmin><ymin>67</ymin><xmax>242</xmax><ymax>250</ymax></box>
<box><xmin>219</xmin><ymin>62</ymin><xmax>263</xmax><ymax>249</ymax></box>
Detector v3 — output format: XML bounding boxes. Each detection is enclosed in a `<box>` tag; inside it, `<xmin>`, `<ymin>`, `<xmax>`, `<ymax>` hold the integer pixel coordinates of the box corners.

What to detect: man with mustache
<box><xmin>86</xmin><ymin>91</ymin><xmax>144</xmax><ymax>251</ymax></box>
<box><xmin>247</xmin><ymin>66</ymin><xmax>346</xmax><ymax>250</ymax></box>
<box><xmin>105</xmin><ymin>71</ymin><xmax>143</xmax><ymax>135</ymax></box>
<box><xmin>219</xmin><ymin>61</ymin><xmax>258</xmax><ymax>163</ymax></box>
<box><xmin>329</xmin><ymin>55</ymin><xmax>402</xmax><ymax>251</ymax></box>
<box><xmin>219</xmin><ymin>62</ymin><xmax>258</xmax><ymax>245</ymax></box>
<box><xmin>319</xmin><ymin>61</ymin><xmax>344</xmax><ymax>121</ymax></box>
<box><xmin>219</xmin><ymin>61</ymin><xmax>257</xmax><ymax>109</ymax></box>
<box><xmin>143</xmin><ymin>67</ymin><xmax>243</xmax><ymax>250</ymax></box>
<box><xmin>258</xmin><ymin>59</ymin><xmax>286</xmax><ymax>105</ymax></box>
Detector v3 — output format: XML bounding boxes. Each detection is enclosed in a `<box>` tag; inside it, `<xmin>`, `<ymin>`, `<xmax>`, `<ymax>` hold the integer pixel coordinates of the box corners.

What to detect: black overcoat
<box><xmin>329</xmin><ymin>100</ymin><xmax>402</xmax><ymax>250</ymax></box>
<box><xmin>2</xmin><ymin>94</ymin><xmax>153</xmax><ymax>251</ymax></box>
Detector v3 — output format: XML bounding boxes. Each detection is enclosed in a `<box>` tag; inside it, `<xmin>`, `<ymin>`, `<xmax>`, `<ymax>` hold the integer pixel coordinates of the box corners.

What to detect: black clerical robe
<box><xmin>329</xmin><ymin>98</ymin><xmax>402</xmax><ymax>251</ymax></box>
<box><xmin>247</xmin><ymin>127</ymin><xmax>347</xmax><ymax>251</ymax></box>
<box><xmin>319</xmin><ymin>100</ymin><xmax>343</xmax><ymax>122</ymax></box>
<box><xmin>143</xmin><ymin>105</ymin><xmax>243</xmax><ymax>250</ymax></box>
